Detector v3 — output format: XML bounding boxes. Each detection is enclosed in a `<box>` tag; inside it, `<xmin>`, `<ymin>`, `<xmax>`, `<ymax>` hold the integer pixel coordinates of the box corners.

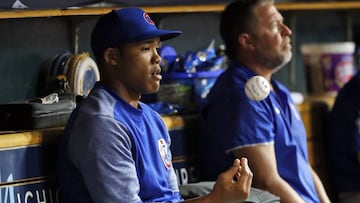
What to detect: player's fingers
<box><xmin>243</xmin><ymin>158</ymin><xmax>253</xmax><ymax>187</ymax></box>
<box><xmin>236</xmin><ymin>158</ymin><xmax>253</xmax><ymax>187</ymax></box>
<box><xmin>224</xmin><ymin>159</ymin><xmax>242</xmax><ymax>181</ymax></box>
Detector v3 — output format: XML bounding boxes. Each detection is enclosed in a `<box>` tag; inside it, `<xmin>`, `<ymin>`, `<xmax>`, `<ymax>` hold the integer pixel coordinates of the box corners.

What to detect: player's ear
<box><xmin>103</xmin><ymin>47</ymin><xmax>119</xmax><ymax>66</ymax></box>
<box><xmin>238</xmin><ymin>33</ymin><xmax>255</xmax><ymax>50</ymax></box>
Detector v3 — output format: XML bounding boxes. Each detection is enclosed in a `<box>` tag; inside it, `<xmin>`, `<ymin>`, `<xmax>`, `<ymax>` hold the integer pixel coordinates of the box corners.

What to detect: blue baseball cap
<box><xmin>91</xmin><ymin>7</ymin><xmax>182</xmax><ymax>58</ymax></box>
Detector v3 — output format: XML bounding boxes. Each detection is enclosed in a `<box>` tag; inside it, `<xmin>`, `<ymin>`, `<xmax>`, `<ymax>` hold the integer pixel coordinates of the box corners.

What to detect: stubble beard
<box><xmin>259</xmin><ymin>48</ymin><xmax>292</xmax><ymax>73</ymax></box>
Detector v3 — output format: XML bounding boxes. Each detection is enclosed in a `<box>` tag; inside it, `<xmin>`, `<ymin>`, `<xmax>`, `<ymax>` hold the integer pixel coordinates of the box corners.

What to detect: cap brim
<box><xmin>159</xmin><ymin>30</ymin><xmax>182</xmax><ymax>41</ymax></box>
<box><xmin>134</xmin><ymin>29</ymin><xmax>182</xmax><ymax>42</ymax></box>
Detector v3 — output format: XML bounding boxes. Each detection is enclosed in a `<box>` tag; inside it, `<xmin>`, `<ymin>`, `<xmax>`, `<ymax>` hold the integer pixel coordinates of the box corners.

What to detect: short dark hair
<box><xmin>220</xmin><ymin>0</ymin><xmax>274</xmax><ymax>60</ymax></box>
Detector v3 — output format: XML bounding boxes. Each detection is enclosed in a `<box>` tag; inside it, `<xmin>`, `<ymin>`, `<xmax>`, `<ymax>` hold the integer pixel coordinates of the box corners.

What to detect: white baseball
<box><xmin>244</xmin><ymin>75</ymin><xmax>271</xmax><ymax>101</ymax></box>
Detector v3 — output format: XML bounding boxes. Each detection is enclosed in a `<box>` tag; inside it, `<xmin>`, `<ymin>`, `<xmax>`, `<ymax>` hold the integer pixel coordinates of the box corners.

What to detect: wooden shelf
<box><xmin>1</xmin><ymin>1</ymin><xmax>360</xmax><ymax>19</ymax></box>
<box><xmin>0</xmin><ymin>115</ymin><xmax>191</xmax><ymax>149</ymax></box>
<box><xmin>276</xmin><ymin>1</ymin><xmax>360</xmax><ymax>11</ymax></box>
<box><xmin>0</xmin><ymin>127</ymin><xmax>63</xmax><ymax>149</ymax></box>
<box><xmin>0</xmin><ymin>5</ymin><xmax>227</xmax><ymax>19</ymax></box>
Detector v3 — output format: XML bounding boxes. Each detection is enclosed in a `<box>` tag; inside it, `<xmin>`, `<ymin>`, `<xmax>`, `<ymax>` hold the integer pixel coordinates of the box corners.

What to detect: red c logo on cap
<box><xmin>143</xmin><ymin>13</ymin><xmax>155</xmax><ymax>25</ymax></box>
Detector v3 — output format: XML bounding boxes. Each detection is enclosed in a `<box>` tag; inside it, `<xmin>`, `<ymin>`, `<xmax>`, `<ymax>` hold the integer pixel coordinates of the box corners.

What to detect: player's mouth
<box><xmin>151</xmin><ymin>69</ymin><xmax>162</xmax><ymax>81</ymax></box>
<box><xmin>285</xmin><ymin>43</ymin><xmax>292</xmax><ymax>50</ymax></box>
<box><xmin>283</xmin><ymin>38</ymin><xmax>292</xmax><ymax>50</ymax></box>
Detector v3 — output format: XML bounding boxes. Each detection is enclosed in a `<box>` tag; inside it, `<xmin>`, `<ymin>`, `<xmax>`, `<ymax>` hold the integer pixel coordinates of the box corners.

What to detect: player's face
<box><xmin>117</xmin><ymin>38</ymin><xmax>162</xmax><ymax>96</ymax></box>
<box><xmin>251</xmin><ymin>2</ymin><xmax>292</xmax><ymax>71</ymax></box>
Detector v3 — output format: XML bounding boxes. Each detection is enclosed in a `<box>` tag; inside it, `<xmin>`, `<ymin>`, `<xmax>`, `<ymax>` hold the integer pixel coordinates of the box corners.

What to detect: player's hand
<box><xmin>209</xmin><ymin>158</ymin><xmax>253</xmax><ymax>203</ymax></box>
